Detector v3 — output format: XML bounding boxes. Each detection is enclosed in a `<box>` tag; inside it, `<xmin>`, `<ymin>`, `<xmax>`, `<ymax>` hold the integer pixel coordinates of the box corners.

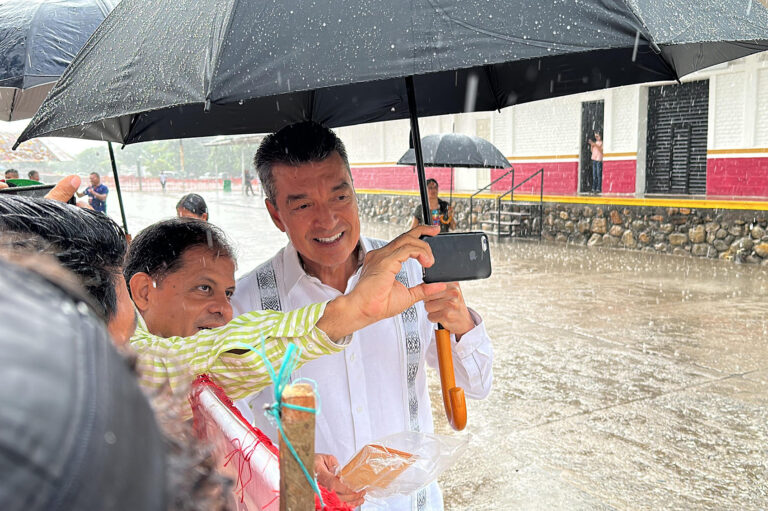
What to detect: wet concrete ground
<box><xmin>116</xmin><ymin>192</ymin><xmax>768</xmax><ymax>510</ymax></box>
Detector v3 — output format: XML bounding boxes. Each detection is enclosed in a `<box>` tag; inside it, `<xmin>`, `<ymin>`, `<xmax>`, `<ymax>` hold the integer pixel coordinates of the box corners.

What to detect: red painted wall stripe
<box><xmin>351</xmin><ymin>157</ymin><xmax>768</xmax><ymax>200</ymax></box>
<box><xmin>602</xmin><ymin>160</ymin><xmax>636</xmax><ymax>194</ymax></box>
<box><xmin>351</xmin><ymin>166</ymin><xmax>454</xmax><ymax>191</ymax></box>
<box><xmin>707</xmin><ymin>157</ymin><xmax>768</xmax><ymax>197</ymax></box>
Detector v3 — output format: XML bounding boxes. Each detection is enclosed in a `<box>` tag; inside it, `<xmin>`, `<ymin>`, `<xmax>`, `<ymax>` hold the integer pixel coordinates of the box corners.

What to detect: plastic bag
<box><xmin>338</xmin><ymin>431</ymin><xmax>468</xmax><ymax>501</ymax></box>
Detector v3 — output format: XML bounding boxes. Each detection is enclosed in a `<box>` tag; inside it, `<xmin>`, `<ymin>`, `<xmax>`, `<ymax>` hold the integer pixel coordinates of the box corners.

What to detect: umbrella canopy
<box><xmin>14</xmin><ymin>0</ymin><xmax>768</xmax><ymax>146</ymax></box>
<box><xmin>0</xmin><ymin>0</ymin><xmax>117</xmax><ymax>121</ymax></box>
<box><xmin>398</xmin><ymin>134</ymin><xmax>510</xmax><ymax>169</ymax></box>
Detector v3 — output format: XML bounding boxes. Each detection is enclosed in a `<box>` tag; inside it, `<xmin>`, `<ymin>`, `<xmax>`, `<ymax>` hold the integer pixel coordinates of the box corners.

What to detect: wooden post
<box><xmin>279</xmin><ymin>383</ymin><xmax>316</xmax><ymax>511</ymax></box>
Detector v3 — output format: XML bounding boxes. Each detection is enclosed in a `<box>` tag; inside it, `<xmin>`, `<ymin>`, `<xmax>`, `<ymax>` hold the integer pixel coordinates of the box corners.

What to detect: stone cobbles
<box><xmin>356</xmin><ymin>193</ymin><xmax>768</xmax><ymax>265</ymax></box>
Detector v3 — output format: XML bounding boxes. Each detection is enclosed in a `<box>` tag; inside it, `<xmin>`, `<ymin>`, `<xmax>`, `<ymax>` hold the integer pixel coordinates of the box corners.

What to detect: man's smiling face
<box><xmin>265</xmin><ymin>151</ymin><xmax>360</xmax><ymax>280</ymax></box>
<box><xmin>139</xmin><ymin>245</ymin><xmax>235</xmax><ymax>338</ymax></box>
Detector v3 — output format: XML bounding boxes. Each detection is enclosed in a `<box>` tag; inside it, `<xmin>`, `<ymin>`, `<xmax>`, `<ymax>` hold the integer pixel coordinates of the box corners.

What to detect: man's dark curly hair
<box><xmin>123</xmin><ymin>218</ymin><xmax>235</xmax><ymax>293</ymax></box>
<box><xmin>0</xmin><ymin>195</ymin><xmax>127</xmax><ymax>320</ymax></box>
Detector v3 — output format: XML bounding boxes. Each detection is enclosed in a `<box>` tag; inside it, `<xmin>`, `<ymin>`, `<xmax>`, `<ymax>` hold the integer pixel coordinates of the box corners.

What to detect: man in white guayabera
<box><xmin>232</xmin><ymin>121</ymin><xmax>493</xmax><ymax>511</ymax></box>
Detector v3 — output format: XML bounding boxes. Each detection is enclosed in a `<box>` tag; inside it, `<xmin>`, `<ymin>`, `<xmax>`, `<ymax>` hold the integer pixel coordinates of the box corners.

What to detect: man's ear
<box><xmin>128</xmin><ymin>272</ymin><xmax>154</xmax><ymax>312</ymax></box>
<box><xmin>265</xmin><ymin>200</ymin><xmax>286</xmax><ymax>232</ymax></box>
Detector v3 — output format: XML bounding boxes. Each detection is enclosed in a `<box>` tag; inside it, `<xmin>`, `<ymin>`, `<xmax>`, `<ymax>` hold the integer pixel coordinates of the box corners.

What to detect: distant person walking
<box><xmin>588</xmin><ymin>131</ymin><xmax>604</xmax><ymax>193</ymax></box>
<box><xmin>176</xmin><ymin>193</ymin><xmax>208</xmax><ymax>221</ymax></box>
<box><xmin>243</xmin><ymin>170</ymin><xmax>255</xmax><ymax>196</ymax></box>
<box><xmin>410</xmin><ymin>178</ymin><xmax>455</xmax><ymax>232</ymax></box>
<box><xmin>77</xmin><ymin>172</ymin><xmax>109</xmax><ymax>213</ymax></box>
<box><xmin>159</xmin><ymin>173</ymin><xmax>167</xmax><ymax>193</ymax></box>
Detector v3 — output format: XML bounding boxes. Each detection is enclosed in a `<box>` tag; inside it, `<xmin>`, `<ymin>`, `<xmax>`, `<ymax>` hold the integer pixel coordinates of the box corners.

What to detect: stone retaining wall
<box><xmin>357</xmin><ymin>193</ymin><xmax>768</xmax><ymax>265</ymax></box>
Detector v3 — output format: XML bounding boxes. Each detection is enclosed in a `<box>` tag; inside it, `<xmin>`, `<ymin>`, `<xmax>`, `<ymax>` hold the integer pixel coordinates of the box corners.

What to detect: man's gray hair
<box><xmin>253</xmin><ymin>121</ymin><xmax>350</xmax><ymax>202</ymax></box>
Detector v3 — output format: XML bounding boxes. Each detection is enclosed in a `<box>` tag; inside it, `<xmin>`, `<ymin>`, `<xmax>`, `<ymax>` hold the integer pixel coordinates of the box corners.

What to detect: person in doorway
<box><xmin>159</xmin><ymin>172</ymin><xmax>167</xmax><ymax>192</ymax></box>
<box><xmin>27</xmin><ymin>170</ymin><xmax>40</xmax><ymax>182</ymax></box>
<box><xmin>409</xmin><ymin>178</ymin><xmax>456</xmax><ymax>232</ymax></box>
<box><xmin>176</xmin><ymin>193</ymin><xmax>208</xmax><ymax>221</ymax></box>
<box><xmin>233</xmin><ymin>121</ymin><xmax>493</xmax><ymax>511</ymax></box>
<box><xmin>244</xmin><ymin>170</ymin><xmax>255</xmax><ymax>196</ymax></box>
<box><xmin>588</xmin><ymin>131</ymin><xmax>604</xmax><ymax>193</ymax></box>
<box><xmin>77</xmin><ymin>172</ymin><xmax>109</xmax><ymax>213</ymax></box>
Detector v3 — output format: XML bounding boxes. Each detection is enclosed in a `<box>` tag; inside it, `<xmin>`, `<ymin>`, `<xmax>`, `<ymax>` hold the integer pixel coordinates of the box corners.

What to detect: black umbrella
<box><xmin>14</xmin><ymin>0</ymin><xmax>768</xmax><ymax>227</ymax></box>
<box><xmin>0</xmin><ymin>0</ymin><xmax>128</xmax><ymax>233</ymax></box>
<box><xmin>398</xmin><ymin>134</ymin><xmax>510</xmax><ymax>170</ymax></box>
<box><xmin>398</xmin><ymin>132</ymin><xmax>510</xmax><ymax>204</ymax></box>
<box><xmin>14</xmin><ymin>0</ymin><xmax>768</xmax><ymax>430</ymax></box>
<box><xmin>0</xmin><ymin>0</ymin><xmax>116</xmax><ymax>121</ymax></box>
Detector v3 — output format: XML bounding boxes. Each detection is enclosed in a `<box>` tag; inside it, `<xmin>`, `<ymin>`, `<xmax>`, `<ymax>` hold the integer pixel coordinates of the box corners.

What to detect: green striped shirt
<box><xmin>131</xmin><ymin>300</ymin><xmax>345</xmax><ymax>413</ymax></box>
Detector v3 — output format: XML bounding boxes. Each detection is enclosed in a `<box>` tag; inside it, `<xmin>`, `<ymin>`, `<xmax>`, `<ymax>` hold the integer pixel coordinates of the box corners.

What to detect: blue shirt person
<box><xmin>77</xmin><ymin>172</ymin><xmax>109</xmax><ymax>213</ymax></box>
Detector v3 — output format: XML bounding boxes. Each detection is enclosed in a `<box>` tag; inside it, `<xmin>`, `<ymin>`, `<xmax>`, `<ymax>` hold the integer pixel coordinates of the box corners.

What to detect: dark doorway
<box><xmin>579</xmin><ymin>100</ymin><xmax>604</xmax><ymax>193</ymax></box>
<box><xmin>645</xmin><ymin>80</ymin><xmax>709</xmax><ymax>194</ymax></box>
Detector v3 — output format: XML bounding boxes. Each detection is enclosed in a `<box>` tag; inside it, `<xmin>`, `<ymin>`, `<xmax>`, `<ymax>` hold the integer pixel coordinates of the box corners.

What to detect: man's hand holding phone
<box><xmin>317</xmin><ymin>225</ymin><xmax>446</xmax><ymax>341</ymax></box>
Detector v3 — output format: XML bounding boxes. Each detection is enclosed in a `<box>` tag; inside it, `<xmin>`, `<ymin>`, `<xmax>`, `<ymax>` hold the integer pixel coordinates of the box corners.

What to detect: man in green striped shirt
<box><xmin>125</xmin><ymin>218</ymin><xmax>444</xmax><ymax>415</ymax></box>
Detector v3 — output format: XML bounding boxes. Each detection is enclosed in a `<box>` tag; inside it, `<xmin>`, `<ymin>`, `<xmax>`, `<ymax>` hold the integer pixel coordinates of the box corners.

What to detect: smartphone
<box><xmin>0</xmin><ymin>183</ymin><xmax>76</xmax><ymax>204</ymax></box>
<box><xmin>421</xmin><ymin>232</ymin><xmax>492</xmax><ymax>283</ymax></box>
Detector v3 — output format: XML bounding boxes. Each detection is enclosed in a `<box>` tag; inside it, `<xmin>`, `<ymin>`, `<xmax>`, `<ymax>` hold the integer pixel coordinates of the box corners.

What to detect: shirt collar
<box><xmin>281</xmin><ymin>237</ymin><xmax>372</xmax><ymax>295</ymax></box>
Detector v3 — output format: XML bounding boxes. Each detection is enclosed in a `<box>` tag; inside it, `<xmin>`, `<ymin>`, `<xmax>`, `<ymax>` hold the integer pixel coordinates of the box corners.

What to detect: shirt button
<box><xmin>356</xmin><ymin>406</ymin><xmax>363</xmax><ymax>413</ymax></box>
<box><xmin>350</xmin><ymin>352</ymin><xmax>356</xmax><ymax>362</ymax></box>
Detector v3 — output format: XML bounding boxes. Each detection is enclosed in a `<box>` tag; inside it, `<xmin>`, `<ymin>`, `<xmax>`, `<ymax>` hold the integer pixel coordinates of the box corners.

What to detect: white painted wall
<box><xmin>755</xmin><ymin>67</ymin><xmax>768</xmax><ymax>146</ymax></box>
<box><xmin>339</xmin><ymin>52</ymin><xmax>768</xmax><ymax>170</ymax></box>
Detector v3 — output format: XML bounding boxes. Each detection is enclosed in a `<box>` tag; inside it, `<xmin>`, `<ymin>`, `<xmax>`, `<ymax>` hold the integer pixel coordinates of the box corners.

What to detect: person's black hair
<box><xmin>90</xmin><ymin>171</ymin><xmax>100</xmax><ymax>177</ymax></box>
<box><xmin>426</xmin><ymin>178</ymin><xmax>439</xmax><ymax>187</ymax></box>
<box><xmin>254</xmin><ymin>121</ymin><xmax>350</xmax><ymax>201</ymax></box>
<box><xmin>176</xmin><ymin>193</ymin><xmax>208</xmax><ymax>216</ymax></box>
<box><xmin>124</xmin><ymin>218</ymin><xmax>235</xmax><ymax>292</ymax></box>
<box><xmin>4</xmin><ymin>168</ymin><xmax>18</xmax><ymax>178</ymax></box>
<box><xmin>27</xmin><ymin>170</ymin><xmax>39</xmax><ymax>180</ymax></box>
<box><xmin>0</xmin><ymin>195</ymin><xmax>127</xmax><ymax>320</ymax></box>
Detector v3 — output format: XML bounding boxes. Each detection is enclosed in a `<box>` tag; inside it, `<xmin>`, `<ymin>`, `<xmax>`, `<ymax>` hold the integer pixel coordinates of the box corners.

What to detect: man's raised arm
<box><xmin>318</xmin><ymin>225</ymin><xmax>444</xmax><ymax>340</ymax></box>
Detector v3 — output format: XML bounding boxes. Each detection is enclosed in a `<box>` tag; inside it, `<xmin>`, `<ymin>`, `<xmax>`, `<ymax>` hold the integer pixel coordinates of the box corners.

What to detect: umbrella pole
<box><xmin>405</xmin><ymin>76</ymin><xmax>431</xmax><ymax>225</ymax></box>
<box><xmin>107</xmin><ymin>142</ymin><xmax>129</xmax><ymax>235</ymax></box>
<box><xmin>405</xmin><ymin>76</ymin><xmax>467</xmax><ymax>431</ymax></box>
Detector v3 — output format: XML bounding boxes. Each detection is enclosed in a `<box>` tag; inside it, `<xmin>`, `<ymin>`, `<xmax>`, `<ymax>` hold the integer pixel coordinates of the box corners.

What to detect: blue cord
<box><xmin>235</xmin><ymin>338</ymin><xmax>325</xmax><ymax>508</ymax></box>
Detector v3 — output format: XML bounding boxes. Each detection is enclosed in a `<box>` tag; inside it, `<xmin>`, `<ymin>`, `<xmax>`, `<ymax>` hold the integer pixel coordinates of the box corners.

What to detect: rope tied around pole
<box><xmin>235</xmin><ymin>338</ymin><xmax>325</xmax><ymax>508</ymax></box>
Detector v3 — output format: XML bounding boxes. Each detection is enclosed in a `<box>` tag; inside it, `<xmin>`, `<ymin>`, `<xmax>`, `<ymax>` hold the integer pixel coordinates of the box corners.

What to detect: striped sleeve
<box><xmin>131</xmin><ymin>301</ymin><xmax>345</xmax><ymax>401</ymax></box>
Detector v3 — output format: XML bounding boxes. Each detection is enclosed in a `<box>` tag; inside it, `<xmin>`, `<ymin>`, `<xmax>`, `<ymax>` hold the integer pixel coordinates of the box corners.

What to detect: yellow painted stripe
<box><xmin>604</xmin><ymin>152</ymin><xmax>637</xmax><ymax>158</ymax></box>
<box><xmin>356</xmin><ymin>189</ymin><xmax>768</xmax><ymax>211</ymax></box>
<box><xmin>708</xmin><ymin>148</ymin><xmax>768</xmax><ymax>155</ymax></box>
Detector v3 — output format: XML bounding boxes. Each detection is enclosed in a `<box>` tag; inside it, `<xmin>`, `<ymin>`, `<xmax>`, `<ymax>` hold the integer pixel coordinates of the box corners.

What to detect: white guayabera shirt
<box><xmin>232</xmin><ymin>237</ymin><xmax>493</xmax><ymax>511</ymax></box>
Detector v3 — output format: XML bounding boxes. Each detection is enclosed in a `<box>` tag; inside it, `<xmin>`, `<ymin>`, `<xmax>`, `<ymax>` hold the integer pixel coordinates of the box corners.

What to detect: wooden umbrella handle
<box><xmin>435</xmin><ymin>327</ymin><xmax>467</xmax><ymax>431</ymax></box>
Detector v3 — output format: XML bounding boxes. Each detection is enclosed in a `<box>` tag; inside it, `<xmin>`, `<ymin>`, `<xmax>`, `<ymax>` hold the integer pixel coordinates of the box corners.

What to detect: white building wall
<box><xmin>713</xmin><ymin>72</ymin><xmax>746</xmax><ymax>149</ymax></box>
<box><xmin>336</xmin><ymin>122</ymin><xmax>386</xmax><ymax>163</ymax></box>
<box><xmin>610</xmin><ymin>86</ymin><xmax>639</xmax><ymax>153</ymax></box>
<box><xmin>755</xmin><ymin>67</ymin><xmax>768</xmax><ymax>146</ymax></box>
<box><xmin>338</xmin><ymin>52</ymin><xmax>768</xmax><ymax>172</ymax></box>
<box><xmin>511</xmin><ymin>96</ymin><xmax>581</xmax><ymax>156</ymax></box>
<box><xmin>492</xmin><ymin>108</ymin><xmax>513</xmax><ymax>155</ymax></box>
